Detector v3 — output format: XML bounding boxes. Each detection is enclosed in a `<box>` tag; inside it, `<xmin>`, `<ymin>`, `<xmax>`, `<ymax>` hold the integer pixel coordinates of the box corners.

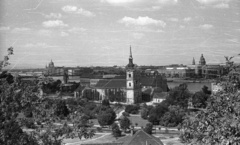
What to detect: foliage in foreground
<box><xmin>180</xmin><ymin>56</ymin><xmax>240</xmax><ymax>144</ymax></box>
<box><xmin>0</xmin><ymin>48</ymin><xmax>95</xmax><ymax>145</ymax></box>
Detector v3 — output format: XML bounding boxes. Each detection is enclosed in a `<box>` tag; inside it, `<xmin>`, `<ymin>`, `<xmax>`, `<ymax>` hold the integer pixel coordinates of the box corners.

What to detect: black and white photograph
<box><xmin>0</xmin><ymin>0</ymin><xmax>240</xmax><ymax>144</ymax></box>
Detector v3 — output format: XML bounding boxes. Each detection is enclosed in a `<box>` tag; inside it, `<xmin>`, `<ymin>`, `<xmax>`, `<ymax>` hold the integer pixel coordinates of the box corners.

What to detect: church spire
<box><xmin>130</xmin><ymin>45</ymin><xmax>132</xmax><ymax>59</ymax></box>
<box><xmin>192</xmin><ymin>57</ymin><xmax>195</xmax><ymax>65</ymax></box>
<box><xmin>127</xmin><ymin>45</ymin><xmax>134</xmax><ymax>68</ymax></box>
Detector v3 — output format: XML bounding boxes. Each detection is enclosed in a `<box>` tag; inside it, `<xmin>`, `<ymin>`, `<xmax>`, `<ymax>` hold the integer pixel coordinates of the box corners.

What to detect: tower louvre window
<box><xmin>129</xmin><ymin>82</ymin><xmax>131</xmax><ymax>87</ymax></box>
<box><xmin>129</xmin><ymin>74</ymin><xmax>131</xmax><ymax>78</ymax></box>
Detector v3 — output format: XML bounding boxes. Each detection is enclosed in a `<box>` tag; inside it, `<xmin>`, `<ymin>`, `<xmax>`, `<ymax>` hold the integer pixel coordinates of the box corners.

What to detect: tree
<box><xmin>192</xmin><ymin>91</ymin><xmax>209</xmax><ymax>108</ymax></box>
<box><xmin>0</xmin><ymin>47</ymin><xmax>95</xmax><ymax>144</ymax></box>
<box><xmin>119</xmin><ymin>116</ymin><xmax>131</xmax><ymax>132</ymax></box>
<box><xmin>111</xmin><ymin>123</ymin><xmax>121</xmax><ymax>138</ymax></box>
<box><xmin>102</xmin><ymin>99</ymin><xmax>110</xmax><ymax>107</ymax></box>
<box><xmin>160</xmin><ymin>105</ymin><xmax>185</xmax><ymax>127</ymax></box>
<box><xmin>97</xmin><ymin>107</ymin><xmax>116</xmax><ymax>127</ymax></box>
<box><xmin>141</xmin><ymin>108</ymin><xmax>148</xmax><ymax>119</ymax></box>
<box><xmin>165</xmin><ymin>83</ymin><xmax>192</xmax><ymax>108</ymax></box>
<box><xmin>54</xmin><ymin>100</ymin><xmax>70</xmax><ymax>118</ymax></box>
<box><xmin>180</xmin><ymin>56</ymin><xmax>240</xmax><ymax>144</ymax></box>
<box><xmin>144</xmin><ymin>123</ymin><xmax>153</xmax><ymax>135</ymax></box>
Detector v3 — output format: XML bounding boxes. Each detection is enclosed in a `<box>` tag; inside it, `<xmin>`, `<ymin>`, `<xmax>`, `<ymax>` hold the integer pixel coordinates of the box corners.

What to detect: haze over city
<box><xmin>0</xmin><ymin>0</ymin><xmax>240</xmax><ymax>68</ymax></box>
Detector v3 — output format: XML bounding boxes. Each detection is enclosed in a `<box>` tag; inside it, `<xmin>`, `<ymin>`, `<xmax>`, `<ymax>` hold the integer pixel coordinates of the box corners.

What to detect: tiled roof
<box><xmin>94</xmin><ymin>79</ymin><xmax>126</xmax><ymax>89</ymax></box>
<box><xmin>153</xmin><ymin>92</ymin><xmax>168</xmax><ymax>99</ymax></box>
<box><xmin>117</xmin><ymin>130</ymin><xmax>164</xmax><ymax>145</ymax></box>
<box><xmin>140</xmin><ymin>77</ymin><xmax>155</xmax><ymax>86</ymax></box>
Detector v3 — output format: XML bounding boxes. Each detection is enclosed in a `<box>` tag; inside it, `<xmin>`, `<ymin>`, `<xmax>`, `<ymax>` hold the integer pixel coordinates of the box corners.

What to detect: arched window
<box><xmin>129</xmin><ymin>73</ymin><xmax>131</xmax><ymax>78</ymax></box>
<box><xmin>129</xmin><ymin>82</ymin><xmax>131</xmax><ymax>87</ymax></box>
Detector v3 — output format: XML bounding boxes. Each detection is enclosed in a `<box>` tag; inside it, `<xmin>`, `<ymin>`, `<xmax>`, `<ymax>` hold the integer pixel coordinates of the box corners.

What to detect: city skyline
<box><xmin>0</xmin><ymin>0</ymin><xmax>240</xmax><ymax>69</ymax></box>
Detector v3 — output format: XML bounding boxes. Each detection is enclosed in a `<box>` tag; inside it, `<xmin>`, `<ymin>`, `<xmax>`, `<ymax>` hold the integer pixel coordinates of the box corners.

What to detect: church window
<box><xmin>129</xmin><ymin>74</ymin><xmax>131</xmax><ymax>78</ymax></box>
<box><xmin>129</xmin><ymin>82</ymin><xmax>131</xmax><ymax>87</ymax></box>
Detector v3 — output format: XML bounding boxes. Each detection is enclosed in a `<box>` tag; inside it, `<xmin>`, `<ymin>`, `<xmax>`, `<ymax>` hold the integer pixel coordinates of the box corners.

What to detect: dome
<box><xmin>199</xmin><ymin>54</ymin><xmax>206</xmax><ymax>65</ymax></box>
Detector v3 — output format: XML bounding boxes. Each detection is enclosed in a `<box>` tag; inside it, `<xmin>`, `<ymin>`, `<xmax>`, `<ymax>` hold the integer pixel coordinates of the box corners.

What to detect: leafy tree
<box><xmin>125</xmin><ymin>104</ymin><xmax>140</xmax><ymax>114</ymax></box>
<box><xmin>111</xmin><ymin>123</ymin><xmax>121</xmax><ymax>138</ymax></box>
<box><xmin>165</xmin><ymin>83</ymin><xmax>192</xmax><ymax>108</ymax></box>
<box><xmin>201</xmin><ymin>85</ymin><xmax>211</xmax><ymax>95</ymax></box>
<box><xmin>54</xmin><ymin>100</ymin><xmax>70</xmax><ymax>118</ymax></box>
<box><xmin>141</xmin><ymin>108</ymin><xmax>149</xmax><ymax>119</ymax></box>
<box><xmin>160</xmin><ymin>105</ymin><xmax>185</xmax><ymax>127</ymax></box>
<box><xmin>119</xmin><ymin>116</ymin><xmax>131</xmax><ymax>132</ymax></box>
<box><xmin>0</xmin><ymin>47</ymin><xmax>95</xmax><ymax>145</ymax></box>
<box><xmin>192</xmin><ymin>91</ymin><xmax>209</xmax><ymax>108</ymax></box>
<box><xmin>97</xmin><ymin>107</ymin><xmax>116</xmax><ymax>127</ymax></box>
<box><xmin>144</xmin><ymin>123</ymin><xmax>153</xmax><ymax>135</ymax></box>
<box><xmin>102</xmin><ymin>99</ymin><xmax>110</xmax><ymax>107</ymax></box>
<box><xmin>180</xmin><ymin>56</ymin><xmax>240</xmax><ymax>144</ymax></box>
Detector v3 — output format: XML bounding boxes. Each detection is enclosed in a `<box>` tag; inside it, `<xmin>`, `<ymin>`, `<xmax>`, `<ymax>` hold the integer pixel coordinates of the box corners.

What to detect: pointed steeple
<box><xmin>127</xmin><ymin>45</ymin><xmax>134</xmax><ymax>68</ymax></box>
<box><xmin>130</xmin><ymin>45</ymin><xmax>132</xmax><ymax>59</ymax></box>
<box><xmin>192</xmin><ymin>57</ymin><xmax>195</xmax><ymax>65</ymax></box>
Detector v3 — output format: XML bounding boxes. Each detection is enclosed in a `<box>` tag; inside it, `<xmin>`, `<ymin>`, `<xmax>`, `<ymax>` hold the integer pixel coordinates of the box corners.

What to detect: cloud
<box><xmin>45</xmin><ymin>13</ymin><xmax>62</xmax><ymax>19</ymax></box>
<box><xmin>132</xmin><ymin>33</ymin><xmax>144</xmax><ymax>39</ymax></box>
<box><xmin>183</xmin><ymin>17</ymin><xmax>192</xmax><ymax>22</ymax></box>
<box><xmin>24</xmin><ymin>43</ymin><xmax>49</xmax><ymax>48</ymax></box>
<box><xmin>42</xmin><ymin>20</ymin><xmax>68</xmax><ymax>28</ymax></box>
<box><xmin>101</xmin><ymin>0</ymin><xmax>136</xmax><ymax>4</ymax></box>
<box><xmin>213</xmin><ymin>3</ymin><xmax>229</xmax><ymax>8</ymax></box>
<box><xmin>168</xmin><ymin>18</ymin><xmax>178</xmax><ymax>22</ymax></box>
<box><xmin>60</xmin><ymin>31</ymin><xmax>69</xmax><ymax>37</ymax></box>
<box><xmin>12</xmin><ymin>27</ymin><xmax>31</xmax><ymax>33</ymax></box>
<box><xmin>0</xmin><ymin>26</ymin><xmax>10</xmax><ymax>31</ymax></box>
<box><xmin>38</xmin><ymin>29</ymin><xmax>53</xmax><ymax>36</ymax></box>
<box><xmin>196</xmin><ymin>0</ymin><xmax>230</xmax><ymax>5</ymax></box>
<box><xmin>68</xmin><ymin>27</ymin><xmax>86</xmax><ymax>33</ymax></box>
<box><xmin>119</xmin><ymin>16</ymin><xmax>166</xmax><ymax>27</ymax></box>
<box><xmin>157</xmin><ymin>0</ymin><xmax>178</xmax><ymax>5</ymax></box>
<box><xmin>199</xmin><ymin>24</ymin><xmax>213</xmax><ymax>29</ymax></box>
<box><xmin>62</xmin><ymin>5</ymin><xmax>95</xmax><ymax>17</ymax></box>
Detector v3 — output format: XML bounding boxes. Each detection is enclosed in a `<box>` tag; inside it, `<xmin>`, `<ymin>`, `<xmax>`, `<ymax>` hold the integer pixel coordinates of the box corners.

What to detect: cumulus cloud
<box><xmin>213</xmin><ymin>3</ymin><xmax>229</xmax><ymax>8</ymax></box>
<box><xmin>132</xmin><ymin>33</ymin><xmax>144</xmax><ymax>39</ymax></box>
<box><xmin>38</xmin><ymin>29</ymin><xmax>52</xmax><ymax>36</ymax></box>
<box><xmin>68</xmin><ymin>27</ymin><xmax>86</xmax><ymax>33</ymax></box>
<box><xmin>60</xmin><ymin>31</ymin><xmax>69</xmax><ymax>37</ymax></box>
<box><xmin>157</xmin><ymin>0</ymin><xmax>178</xmax><ymax>5</ymax></box>
<box><xmin>168</xmin><ymin>18</ymin><xmax>178</xmax><ymax>22</ymax></box>
<box><xmin>199</xmin><ymin>24</ymin><xmax>213</xmax><ymax>29</ymax></box>
<box><xmin>0</xmin><ymin>26</ymin><xmax>10</xmax><ymax>31</ymax></box>
<box><xmin>45</xmin><ymin>13</ymin><xmax>62</xmax><ymax>19</ymax></box>
<box><xmin>183</xmin><ymin>17</ymin><xmax>192</xmax><ymax>22</ymax></box>
<box><xmin>101</xmin><ymin>0</ymin><xmax>136</xmax><ymax>4</ymax></box>
<box><xmin>42</xmin><ymin>20</ymin><xmax>68</xmax><ymax>28</ymax></box>
<box><xmin>12</xmin><ymin>27</ymin><xmax>31</xmax><ymax>33</ymax></box>
<box><xmin>196</xmin><ymin>0</ymin><xmax>230</xmax><ymax>5</ymax></box>
<box><xmin>62</xmin><ymin>5</ymin><xmax>95</xmax><ymax>17</ymax></box>
<box><xmin>119</xmin><ymin>16</ymin><xmax>166</xmax><ymax>27</ymax></box>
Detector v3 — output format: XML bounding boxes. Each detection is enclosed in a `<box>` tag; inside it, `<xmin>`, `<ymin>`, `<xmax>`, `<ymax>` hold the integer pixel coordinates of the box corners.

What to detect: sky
<box><xmin>0</xmin><ymin>0</ymin><xmax>240</xmax><ymax>68</ymax></box>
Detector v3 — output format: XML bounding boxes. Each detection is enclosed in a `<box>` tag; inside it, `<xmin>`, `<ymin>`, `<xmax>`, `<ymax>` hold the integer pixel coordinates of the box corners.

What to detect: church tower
<box><xmin>126</xmin><ymin>46</ymin><xmax>141</xmax><ymax>104</ymax></box>
<box><xmin>192</xmin><ymin>57</ymin><xmax>195</xmax><ymax>65</ymax></box>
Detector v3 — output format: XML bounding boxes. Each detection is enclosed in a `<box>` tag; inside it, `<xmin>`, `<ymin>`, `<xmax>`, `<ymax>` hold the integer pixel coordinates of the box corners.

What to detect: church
<box><xmin>90</xmin><ymin>47</ymin><xmax>142</xmax><ymax>104</ymax></box>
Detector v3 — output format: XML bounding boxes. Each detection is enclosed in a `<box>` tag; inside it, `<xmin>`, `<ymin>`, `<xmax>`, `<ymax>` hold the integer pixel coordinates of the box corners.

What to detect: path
<box><xmin>65</xmin><ymin>133</ymin><xmax>111</xmax><ymax>145</ymax></box>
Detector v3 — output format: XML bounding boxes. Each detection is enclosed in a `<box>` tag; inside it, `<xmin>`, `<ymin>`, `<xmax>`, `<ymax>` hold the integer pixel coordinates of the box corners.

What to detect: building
<box><xmin>81</xmin><ymin>130</ymin><xmax>164</xmax><ymax>145</ymax></box>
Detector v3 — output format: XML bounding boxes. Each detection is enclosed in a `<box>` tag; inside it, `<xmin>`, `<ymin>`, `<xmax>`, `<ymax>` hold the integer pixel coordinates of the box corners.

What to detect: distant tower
<box><xmin>199</xmin><ymin>54</ymin><xmax>206</xmax><ymax>65</ymax></box>
<box><xmin>192</xmin><ymin>57</ymin><xmax>195</xmax><ymax>65</ymax></box>
<box><xmin>126</xmin><ymin>46</ymin><xmax>136</xmax><ymax>104</ymax></box>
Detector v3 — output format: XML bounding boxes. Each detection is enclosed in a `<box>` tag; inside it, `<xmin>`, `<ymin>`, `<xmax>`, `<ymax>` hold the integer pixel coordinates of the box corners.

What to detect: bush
<box><xmin>96</xmin><ymin>127</ymin><xmax>102</xmax><ymax>132</ymax></box>
<box><xmin>122</xmin><ymin>112</ymin><xmax>129</xmax><ymax>117</ymax></box>
<box><xmin>144</xmin><ymin>123</ymin><xmax>153</xmax><ymax>135</ymax></box>
<box><xmin>125</xmin><ymin>105</ymin><xmax>140</xmax><ymax>114</ymax></box>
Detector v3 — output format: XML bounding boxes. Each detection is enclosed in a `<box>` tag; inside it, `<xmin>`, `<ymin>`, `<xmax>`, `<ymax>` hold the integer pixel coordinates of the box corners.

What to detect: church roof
<box><xmin>117</xmin><ymin>130</ymin><xmax>164</xmax><ymax>145</ymax></box>
<box><xmin>94</xmin><ymin>79</ymin><xmax>126</xmax><ymax>89</ymax></box>
<box><xmin>153</xmin><ymin>92</ymin><xmax>168</xmax><ymax>99</ymax></box>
